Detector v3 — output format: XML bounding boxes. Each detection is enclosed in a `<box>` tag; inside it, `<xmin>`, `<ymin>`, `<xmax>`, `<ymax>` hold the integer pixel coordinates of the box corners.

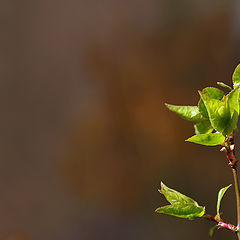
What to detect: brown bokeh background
<box><xmin>1</xmin><ymin>1</ymin><xmax>240</xmax><ymax>239</ymax></box>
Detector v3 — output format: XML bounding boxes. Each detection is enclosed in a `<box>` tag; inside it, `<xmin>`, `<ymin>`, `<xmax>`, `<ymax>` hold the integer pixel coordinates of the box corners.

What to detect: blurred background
<box><xmin>1</xmin><ymin>0</ymin><xmax>240</xmax><ymax>239</ymax></box>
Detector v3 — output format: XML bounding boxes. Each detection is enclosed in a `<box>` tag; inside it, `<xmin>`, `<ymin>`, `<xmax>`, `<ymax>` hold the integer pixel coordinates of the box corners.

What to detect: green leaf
<box><xmin>156</xmin><ymin>183</ymin><xmax>205</xmax><ymax>220</ymax></box>
<box><xmin>199</xmin><ymin>91</ymin><xmax>231</xmax><ymax>135</ymax></box>
<box><xmin>222</xmin><ymin>87</ymin><xmax>240</xmax><ymax>134</ymax></box>
<box><xmin>226</xmin><ymin>87</ymin><xmax>240</xmax><ymax>116</ymax></box>
<box><xmin>194</xmin><ymin>121</ymin><xmax>213</xmax><ymax>135</ymax></box>
<box><xmin>159</xmin><ymin>182</ymin><xmax>197</xmax><ymax>205</ymax></box>
<box><xmin>165</xmin><ymin>104</ymin><xmax>205</xmax><ymax>122</ymax></box>
<box><xmin>216</xmin><ymin>184</ymin><xmax>232</xmax><ymax>217</ymax></box>
<box><xmin>233</xmin><ymin>64</ymin><xmax>240</xmax><ymax>89</ymax></box>
<box><xmin>209</xmin><ymin>225</ymin><xmax>218</xmax><ymax>237</ymax></box>
<box><xmin>217</xmin><ymin>82</ymin><xmax>232</xmax><ymax>90</ymax></box>
<box><xmin>198</xmin><ymin>87</ymin><xmax>225</xmax><ymax>118</ymax></box>
<box><xmin>186</xmin><ymin>133</ymin><xmax>225</xmax><ymax>146</ymax></box>
<box><xmin>155</xmin><ymin>204</ymin><xmax>205</xmax><ymax>220</ymax></box>
<box><xmin>199</xmin><ymin>88</ymin><xmax>240</xmax><ymax>135</ymax></box>
<box><xmin>202</xmin><ymin>87</ymin><xmax>225</xmax><ymax>99</ymax></box>
<box><xmin>223</xmin><ymin>110</ymin><xmax>239</xmax><ymax>135</ymax></box>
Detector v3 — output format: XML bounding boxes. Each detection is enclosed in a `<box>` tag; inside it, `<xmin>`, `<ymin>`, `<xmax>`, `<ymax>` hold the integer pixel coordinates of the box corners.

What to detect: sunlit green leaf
<box><xmin>221</xmin><ymin>87</ymin><xmax>240</xmax><ymax>134</ymax></box>
<box><xmin>216</xmin><ymin>184</ymin><xmax>232</xmax><ymax>217</ymax></box>
<box><xmin>165</xmin><ymin>104</ymin><xmax>205</xmax><ymax>122</ymax></box>
<box><xmin>198</xmin><ymin>87</ymin><xmax>225</xmax><ymax>118</ymax></box>
<box><xmin>223</xmin><ymin>111</ymin><xmax>239</xmax><ymax>135</ymax></box>
<box><xmin>194</xmin><ymin>121</ymin><xmax>213</xmax><ymax>135</ymax></box>
<box><xmin>186</xmin><ymin>133</ymin><xmax>225</xmax><ymax>146</ymax></box>
<box><xmin>159</xmin><ymin>182</ymin><xmax>197</xmax><ymax>205</ymax></box>
<box><xmin>156</xmin><ymin>183</ymin><xmax>205</xmax><ymax>220</ymax></box>
<box><xmin>155</xmin><ymin>204</ymin><xmax>205</xmax><ymax>220</ymax></box>
<box><xmin>199</xmin><ymin>91</ymin><xmax>231</xmax><ymax>135</ymax></box>
<box><xmin>202</xmin><ymin>87</ymin><xmax>225</xmax><ymax>99</ymax></box>
<box><xmin>232</xmin><ymin>64</ymin><xmax>240</xmax><ymax>89</ymax></box>
<box><xmin>226</xmin><ymin>87</ymin><xmax>240</xmax><ymax>116</ymax></box>
<box><xmin>217</xmin><ymin>82</ymin><xmax>232</xmax><ymax>90</ymax></box>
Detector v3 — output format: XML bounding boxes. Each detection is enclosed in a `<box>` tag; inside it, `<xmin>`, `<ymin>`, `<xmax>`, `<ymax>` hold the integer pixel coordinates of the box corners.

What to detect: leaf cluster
<box><xmin>165</xmin><ymin>65</ymin><xmax>240</xmax><ymax>146</ymax></box>
<box><xmin>156</xmin><ymin>183</ymin><xmax>231</xmax><ymax>225</ymax></box>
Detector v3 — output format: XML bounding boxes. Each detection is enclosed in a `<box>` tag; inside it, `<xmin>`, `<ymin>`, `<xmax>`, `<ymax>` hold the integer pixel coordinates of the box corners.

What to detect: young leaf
<box><xmin>232</xmin><ymin>64</ymin><xmax>240</xmax><ymax>89</ymax></box>
<box><xmin>198</xmin><ymin>87</ymin><xmax>225</xmax><ymax>118</ymax></box>
<box><xmin>223</xmin><ymin>111</ymin><xmax>239</xmax><ymax>135</ymax></box>
<box><xmin>222</xmin><ymin>87</ymin><xmax>240</xmax><ymax>134</ymax></box>
<box><xmin>216</xmin><ymin>184</ymin><xmax>232</xmax><ymax>217</ymax></box>
<box><xmin>217</xmin><ymin>82</ymin><xmax>232</xmax><ymax>90</ymax></box>
<box><xmin>194</xmin><ymin>121</ymin><xmax>213</xmax><ymax>135</ymax></box>
<box><xmin>156</xmin><ymin>183</ymin><xmax>205</xmax><ymax>220</ymax></box>
<box><xmin>159</xmin><ymin>182</ymin><xmax>197</xmax><ymax>205</ymax></box>
<box><xmin>226</xmin><ymin>87</ymin><xmax>240</xmax><ymax>116</ymax></box>
<box><xmin>209</xmin><ymin>225</ymin><xmax>218</xmax><ymax>237</ymax></box>
<box><xmin>165</xmin><ymin>104</ymin><xmax>205</xmax><ymax>122</ymax></box>
<box><xmin>186</xmin><ymin>133</ymin><xmax>225</xmax><ymax>146</ymax></box>
<box><xmin>201</xmin><ymin>87</ymin><xmax>225</xmax><ymax>99</ymax></box>
<box><xmin>199</xmin><ymin>91</ymin><xmax>231</xmax><ymax>135</ymax></box>
<box><xmin>155</xmin><ymin>204</ymin><xmax>205</xmax><ymax>220</ymax></box>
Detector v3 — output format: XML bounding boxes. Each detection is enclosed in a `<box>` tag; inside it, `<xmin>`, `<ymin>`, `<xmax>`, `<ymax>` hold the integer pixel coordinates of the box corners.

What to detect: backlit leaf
<box><xmin>226</xmin><ymin>87</ymin><xmax>240</xmax><ymax>116</ymax></box>
<box><xmin>186</xmin><ymin>133</ymin><xmax>225</xmax><ymax>146</ymax></box>
<box><xmin>194</xmin><ymin>121</ymin><xmax>213</xmax><ymax>135</ymax></box>
<box><xmin>198</xmin><ymin>87</ymin><xmax>225</xmax><ymax>118</ymax></box>
<box><xmin>156</xmin><ymin>183</ymin><xmax>205</xmax><ymax>220</ymax></box>
<box><xmin>217</xmin><ymin>82</ymin><xmax>232</xmax><ymax>90</ymax></box>
<box><xmin>199</xmin><ymin>91</ymin><xmax>231</xmax><ymax>135</ymax></box>
<box><xmin>165</xmin><ymin>104</ymin><xmax>205</xmax><ymax>122</ymax></box>
<box><xmin>222</xmin><ymin>87</ymin><xmax>240</xmax><ymax>134</ymax></box>
<box><xmin>155</xmin><ymin>204</ymin><xmax>205</xmax><ymax>220</ymax></box>
<box><xmin>216</xmin><ymin>184</ymin><xmax>232</xmax><ymax>217</ymax></box>
<box><xmin>223</xmin><ymin>111</ymin><xmax>239</xmax><ymax>135</ymax></box>
<box><xmin>159</xmin><ymin>182</ymin><xmax>197</xmax><ymax>205</ymax></box>
<box><xmin>233</xmin><ymin>64</ymin><xmax>240</xmax><ymax>89</ymax></box>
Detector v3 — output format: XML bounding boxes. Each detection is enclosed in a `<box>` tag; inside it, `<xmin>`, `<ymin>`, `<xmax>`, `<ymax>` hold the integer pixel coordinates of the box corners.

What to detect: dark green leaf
<box><xmin>209</xmin><ymin>225</ymin><xmax>218</xmax><ymax>237</ymax></box>
<box><xmin>155</xmin><ymin>204</ymin><xmax>205</xmax><ymax>220</ymax></box>
<box><xmin>186</xmin><ymin>133</ymin><xmax>225</xmax><ymax>146</ymax></box>
<box><xmin>159</xmin><ymin>182</ymin><xmax>197</xmax><ymax>205</ymax></box>
<box><xmin>194</xmin><ymin>121</ymin><xmax>213</xmax><ymax>135</ymax></box>
<box><xmin>232</xmin><ymin>64</ymin><xmax>240</xmax><ymax>89</ymax></box>
<box><xmin>165</xmin><ymin>104</ymin><xmax>205</xmax><ymax>122</ymax></box>
<box><xmin>198</xmin><ymin>87</ymin><xmax>225</xmax><ymax>118</ymax></box>
<box><xmin>217</xmin><ymin>82</ymin><xmax>232</xmax><ymax>90</ymax></box>
<box><xmin>216</xmin><ymin>184</ymin><xmax>232</xmax><ymax>217</ymax></box>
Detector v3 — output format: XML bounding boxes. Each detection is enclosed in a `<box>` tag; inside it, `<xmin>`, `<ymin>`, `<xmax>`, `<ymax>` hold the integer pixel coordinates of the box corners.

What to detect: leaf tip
<box><xmin>164</xmin><ymin>103</ymin><xmax>170</xmax><ymax>108</ymax></box>
<box><xmin>185</xmin><ymin>137</ymin><xmax>192</xmax><ymax>143</ymax></box>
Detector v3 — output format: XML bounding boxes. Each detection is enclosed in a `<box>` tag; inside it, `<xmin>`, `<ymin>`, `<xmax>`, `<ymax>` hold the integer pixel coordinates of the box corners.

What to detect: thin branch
<box><xmin>224</xmin><ymin>135</ymin><xmax>240</xmax><ymax>239</ymax></box>
<box><xmin>203</xmin><ymin>214</ymin><xmax>238</xmax><ymax>233</ymax></box>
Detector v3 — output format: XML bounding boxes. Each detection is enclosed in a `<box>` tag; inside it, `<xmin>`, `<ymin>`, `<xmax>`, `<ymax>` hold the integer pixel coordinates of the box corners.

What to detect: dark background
<box><xmin>1</xmin><ymin>0</ymin><xmax>240</xmax><ymax>239</ymax></box>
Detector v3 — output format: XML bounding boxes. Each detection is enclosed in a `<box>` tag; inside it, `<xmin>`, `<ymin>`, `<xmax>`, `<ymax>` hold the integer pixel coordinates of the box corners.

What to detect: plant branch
<box><xmin>224</xmin><ymin>135</ymin><xmax>240</xmax><ymax>239</ymax></box>
<box><xmin>203</xmin><ymin>214</ymin><xmax>238</xmax><ymax>232</ymax></box>
<box><xmin>232</xmin><ymin>168</ymin><xmax>240</xmax><ymax>239</ymax></box>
